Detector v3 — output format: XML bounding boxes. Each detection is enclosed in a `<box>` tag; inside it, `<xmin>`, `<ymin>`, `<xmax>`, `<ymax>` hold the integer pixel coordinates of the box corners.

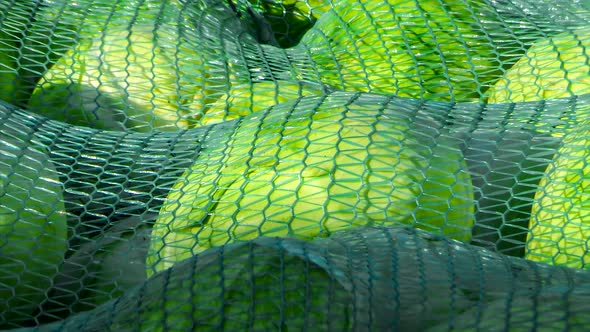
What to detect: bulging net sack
<box><xmin>1</xmin><ymin>0</ymin><xmax>590</xmax><ymax>330</ymax></box>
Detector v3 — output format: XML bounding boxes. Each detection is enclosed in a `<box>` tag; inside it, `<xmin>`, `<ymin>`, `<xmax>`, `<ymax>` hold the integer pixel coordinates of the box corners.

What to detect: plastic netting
<box><xmin>1</xmin><ymin>0</ymin><xmax>590</xmax><ymax>330</ymax></box>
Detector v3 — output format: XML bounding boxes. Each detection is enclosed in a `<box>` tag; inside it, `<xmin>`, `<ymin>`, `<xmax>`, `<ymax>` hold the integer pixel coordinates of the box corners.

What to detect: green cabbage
<box><xmin>147</xmin><ymin>92</ymin><xmax>474</xmax><ymax>276</ymax></box>
<box><xmin>26</xmin><ymin>0</ymin><xmax>276</xmax><ymax>132</ymax></box>
<box><xmin>488</xmin><ymin>27</ymin><xmax>590</xmax><ymax>103</ymax></box>
<box><xmin>525</xmin><ymin>122</ymin><xmax>590</xmax><ymax>269</ymax></box>
<box><xmin>0</xmin><ymin>138</ymin><xmax>67</xmax><ymax>326</ymax></box>
<box><xmin>284</xmin><ymin>0</ymin><xmax>510</xmax><ymax>102</ymax></box>
<box><xmin>487</xmin><ymin>27</ymin><xmax>590</xmax><ymax>136</ymax></box>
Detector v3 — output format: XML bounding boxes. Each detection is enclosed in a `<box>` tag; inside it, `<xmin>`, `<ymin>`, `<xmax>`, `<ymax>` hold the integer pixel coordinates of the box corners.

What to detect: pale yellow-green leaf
<box><xmin>526</xmin><ymin>123</ymin><xmax>590</xmax><ymax>269</ymax></box>
<box><xmin>487</xmin><ymin>27</ymin><xmax>590</xmax><ymax>136</ymax></box>
<box><xmin>147</xmin><ymin>93</ymin><xmax>474</xmax><ymax>276</ymax></box>
<box><xmin>26</xmin><ymin>0</ymin><xmax>260</xmax><ymax>132</ymax></box>
<box><xmin>488</xmin><ymin>27</ymin><xmax>590</xmax><ymax>103</ymax></box>
<box><xmin>288</xmin><ymin>0</ymin><xmax>501</xmax><ymax>102</ymax></box>
<box><xmin>27</xmin><ymin>27</ymin><xmax>204</xmax><ymax>132</ymax></box>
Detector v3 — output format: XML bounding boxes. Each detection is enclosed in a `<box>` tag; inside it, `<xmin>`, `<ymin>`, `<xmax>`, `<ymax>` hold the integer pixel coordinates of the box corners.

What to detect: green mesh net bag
<box><xmin>1</xmin><ymin>0</ymin><xmax>590</xmax><ymax>330</ymax></box>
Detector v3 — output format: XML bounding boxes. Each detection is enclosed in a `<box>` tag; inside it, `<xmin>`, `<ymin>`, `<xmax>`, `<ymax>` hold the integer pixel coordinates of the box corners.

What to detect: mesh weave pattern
<box><xmin>1</xmin><ymin>0</ymin><xmax>590</xmax><ymax>330</ymax></box>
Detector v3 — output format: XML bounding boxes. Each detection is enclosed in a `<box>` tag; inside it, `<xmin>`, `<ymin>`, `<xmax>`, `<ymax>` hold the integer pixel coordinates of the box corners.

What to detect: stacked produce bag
<box><xmin>1</xmin><ymin>0</ymin><xmax>590</xmax><ymax>330</ymax></box>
